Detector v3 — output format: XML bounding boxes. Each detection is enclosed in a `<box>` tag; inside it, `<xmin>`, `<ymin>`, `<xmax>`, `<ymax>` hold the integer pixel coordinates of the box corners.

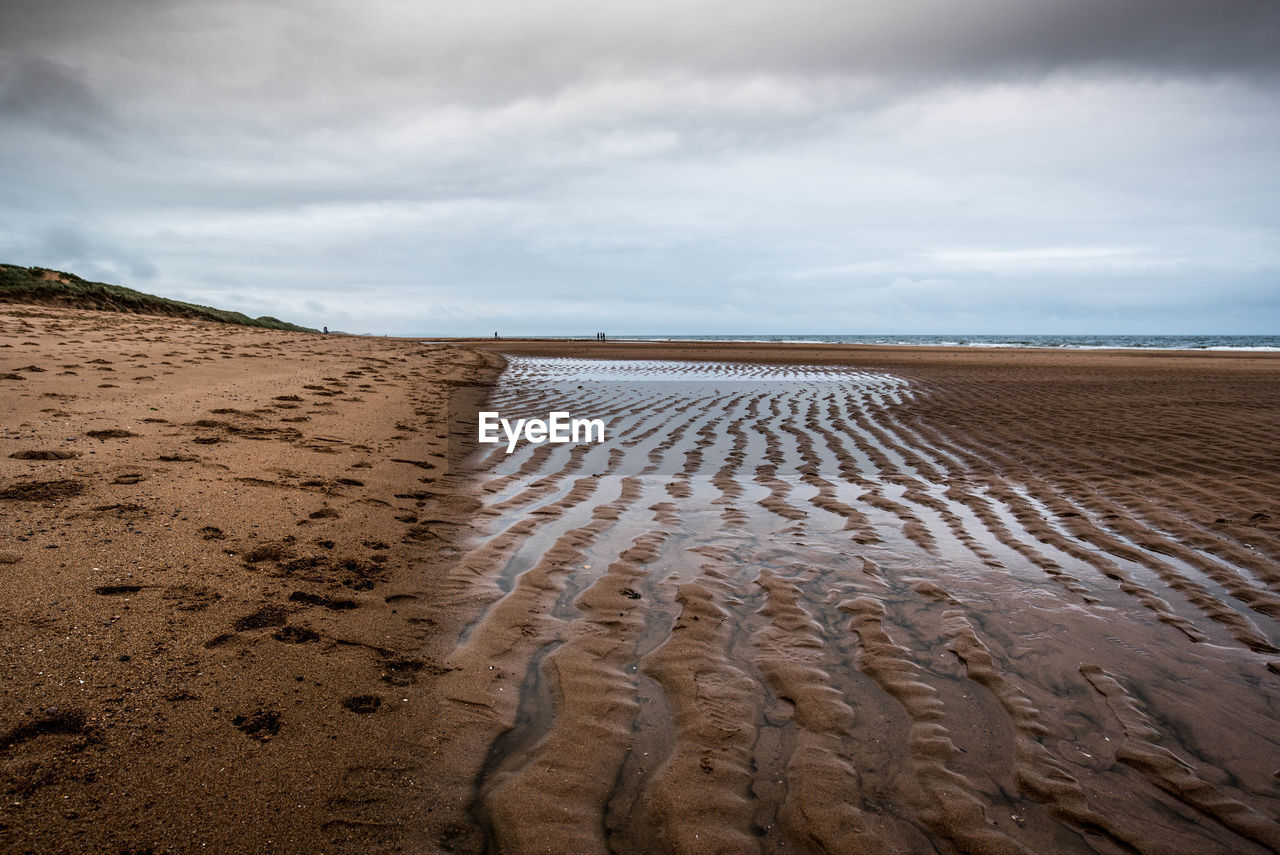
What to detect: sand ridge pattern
<box><xmin>426</xmin><ymin>355</ymin><xmax>1280</xmax><ymax>854</ymax></box>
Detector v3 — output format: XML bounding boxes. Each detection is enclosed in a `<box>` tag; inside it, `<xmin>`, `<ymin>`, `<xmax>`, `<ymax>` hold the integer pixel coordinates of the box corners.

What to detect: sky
<box><xmin>1</xmin><ymin>0</ymin><xmax>1277</xmax><ymax>335</ymax></box>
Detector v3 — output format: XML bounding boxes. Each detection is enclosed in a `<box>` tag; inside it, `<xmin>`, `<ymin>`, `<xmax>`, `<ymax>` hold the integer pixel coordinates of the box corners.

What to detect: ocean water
<box><xmin>612</xmin><ymin>334</ymin><xmax>1280</xmax><ymax>351</ymax></box>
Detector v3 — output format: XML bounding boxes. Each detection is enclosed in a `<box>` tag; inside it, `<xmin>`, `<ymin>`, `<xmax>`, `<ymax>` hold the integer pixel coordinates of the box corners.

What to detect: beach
<box><xmin>4</xmin><ymin>310</ymin><xmax>1280</xmax><ymax>853</ymax></box>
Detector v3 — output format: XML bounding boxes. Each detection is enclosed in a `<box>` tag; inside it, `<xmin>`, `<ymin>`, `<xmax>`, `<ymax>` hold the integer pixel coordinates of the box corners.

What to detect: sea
<box><xmin>607</xmin><ymin>334</ymin><xmax>1280</xmax><ymax>351</ymax></box>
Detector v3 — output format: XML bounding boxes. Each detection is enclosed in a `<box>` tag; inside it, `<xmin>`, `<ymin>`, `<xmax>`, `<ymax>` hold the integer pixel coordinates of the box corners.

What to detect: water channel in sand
<box><xmin>434</xmin><ymin>357</ymin><xmax>1280</xmax><ymax>854</ymax></box>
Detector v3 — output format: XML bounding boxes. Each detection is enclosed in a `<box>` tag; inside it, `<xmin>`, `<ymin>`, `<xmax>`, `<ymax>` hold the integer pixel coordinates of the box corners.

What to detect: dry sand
<box><xmin>0</xmin><ymin>305</ymin><xmax>500</xmax><ymax>852</ymax></box>
<box><xmin>3</xmin><ymin>318</ymin><xmax>1280</xmax><ymax>853</ymax></box>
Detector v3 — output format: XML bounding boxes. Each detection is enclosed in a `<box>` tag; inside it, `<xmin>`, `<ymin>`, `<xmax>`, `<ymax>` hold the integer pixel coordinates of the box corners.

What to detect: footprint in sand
<box><xmin>0</xmin><ymin>479</ymin><xmax>85</xmax><ymax>501</ymax></box>
<box><xmin>232</xmin><ymin>604</ymin><xmax>289</xmax><ymax>632</ymax></box>
<box><xmin>273</xmin><ymin>625</ymin><xmax>319</xmax><ymax>644</ymax></box>
<box><xmin>341</xmin><ymin>695</ymin><xmax>382</xmax><ymax>715</ymax></box>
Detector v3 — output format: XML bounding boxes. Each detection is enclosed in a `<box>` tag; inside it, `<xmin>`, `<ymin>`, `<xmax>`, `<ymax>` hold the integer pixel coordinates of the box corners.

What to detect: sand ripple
<box><xmin>435</xmin><ymin>357</ymin><xmax>1280</xmax><ymax>853</ymax></box>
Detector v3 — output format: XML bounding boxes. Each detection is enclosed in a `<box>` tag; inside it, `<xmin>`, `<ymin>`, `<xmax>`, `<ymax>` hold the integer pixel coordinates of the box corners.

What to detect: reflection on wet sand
<box><xmin>433</xmin><ymin>357</ymin><xmax>1280</xmax><ymax>854</ymax></box>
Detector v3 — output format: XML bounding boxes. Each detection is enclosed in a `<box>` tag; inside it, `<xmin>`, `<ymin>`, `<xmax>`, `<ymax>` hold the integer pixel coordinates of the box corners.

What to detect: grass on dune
<box><xmin>0</xmin><ymin>263</ymin><xmax>318</xmax><ymax>333</ymax></box>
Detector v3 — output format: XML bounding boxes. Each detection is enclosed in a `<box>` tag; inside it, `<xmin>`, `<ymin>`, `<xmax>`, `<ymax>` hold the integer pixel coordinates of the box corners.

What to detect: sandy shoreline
<box><xmin>453</xmin><ymin>335</ymin><xmax>1280</xmax><ymax>369</ymax></box>
<box><xmin>4</xmin><ymin>312</ymin><xmax>1280</xmax><ymax>852</ymax></box>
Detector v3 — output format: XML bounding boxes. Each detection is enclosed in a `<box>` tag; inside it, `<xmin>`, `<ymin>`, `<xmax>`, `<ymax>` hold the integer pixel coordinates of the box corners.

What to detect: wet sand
<box><xmin>0</xmin><ymin>305</ymin><xmax>501</xmax><ymax>852</ymax></box>
<box><xmin>424</xmin><ymin>342</ymin><xmax>1280</xmax><ymax>853</ymax></box>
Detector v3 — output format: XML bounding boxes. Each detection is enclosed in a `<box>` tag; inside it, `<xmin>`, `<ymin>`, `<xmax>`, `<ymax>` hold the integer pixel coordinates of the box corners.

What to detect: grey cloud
<box><xmin>28</xmin><ymin>223</ymin><xmax>159</xmax><ymax>284</ymax></box>
<box><xmin>5</xmin><ymin>1</ymin><xmax>1278</xmax><ymax>109</ymax></box>
<box><xmin>0</xmin><ymin>52</ymin><xmax>115</xmax><ymax>136</ymax></box>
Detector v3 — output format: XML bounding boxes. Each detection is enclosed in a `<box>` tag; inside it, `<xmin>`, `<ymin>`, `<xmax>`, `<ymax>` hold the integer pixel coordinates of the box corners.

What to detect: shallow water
<box><xmin>440</xmin><ymin>357</ymin><xmax>1280</xmax><ymax>854</ymax></box>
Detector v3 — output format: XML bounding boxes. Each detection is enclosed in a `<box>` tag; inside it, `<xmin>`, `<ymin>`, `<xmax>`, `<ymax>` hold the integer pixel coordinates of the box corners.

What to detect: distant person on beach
<box><xmin>323</xmin><ymin>326</ymin><xmax>328</xmax><ymax>334</ymax></box>
<box><xmin>495</xmin><ymin>331</ymin><xmax>499</xmax><ymax>339</ymax></box>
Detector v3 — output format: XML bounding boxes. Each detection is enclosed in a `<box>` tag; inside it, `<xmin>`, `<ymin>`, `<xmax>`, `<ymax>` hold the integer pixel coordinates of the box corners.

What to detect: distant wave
<box><xmin>611</xmin><ymin>334</ymin><xmax>1280</xmax><ymax>351</ymax></box>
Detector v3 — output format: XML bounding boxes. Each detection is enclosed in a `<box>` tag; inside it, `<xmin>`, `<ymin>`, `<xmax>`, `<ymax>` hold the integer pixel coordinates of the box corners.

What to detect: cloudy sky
<box><xmin>1</xmin><ymin>0</ymin><xmax>1277</xmax><ymax>335</ymax></box>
